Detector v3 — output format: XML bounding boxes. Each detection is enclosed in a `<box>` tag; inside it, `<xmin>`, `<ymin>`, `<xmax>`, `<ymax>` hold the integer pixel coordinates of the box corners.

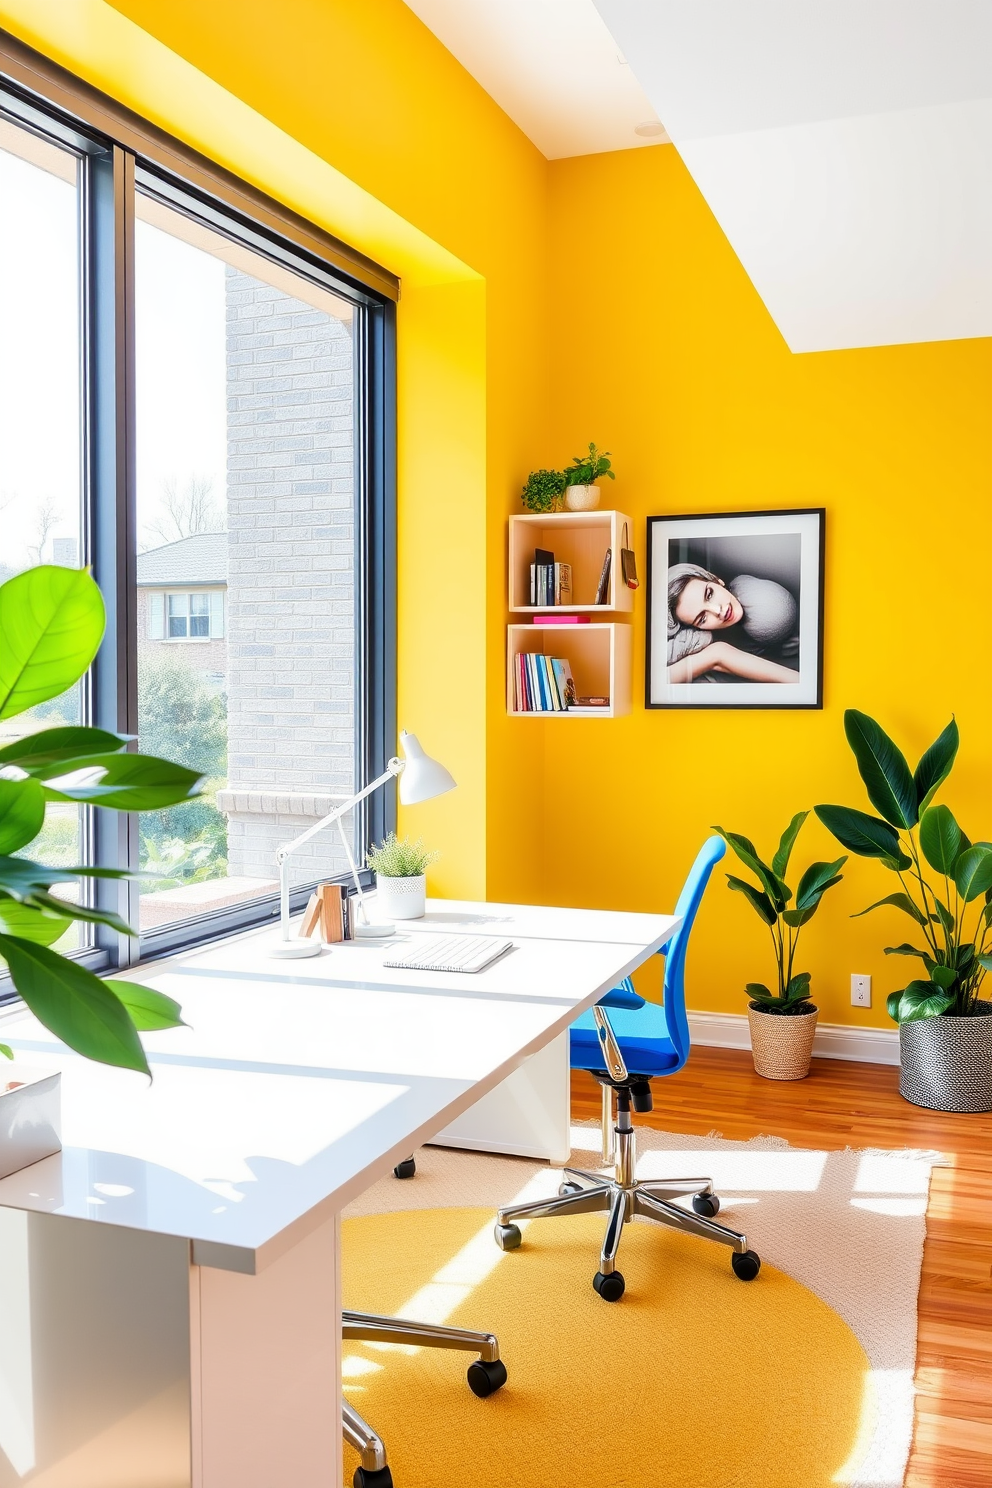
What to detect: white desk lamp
<box><xmin>269</xmin><ymin>730</ymin><xmax>456</xmax><ymax>959</ymax></box>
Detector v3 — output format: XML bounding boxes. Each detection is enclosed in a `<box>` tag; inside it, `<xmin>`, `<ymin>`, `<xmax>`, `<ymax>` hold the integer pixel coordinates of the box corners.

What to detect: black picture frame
<box><xmin>645</xmin><ymin>508</ymin><xmax>825</xmax><ymax>710</ymax></box>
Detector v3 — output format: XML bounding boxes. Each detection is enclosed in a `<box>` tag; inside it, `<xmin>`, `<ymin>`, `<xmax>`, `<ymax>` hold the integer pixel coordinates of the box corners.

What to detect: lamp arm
<box><xmin>275</xmin><ymin>760</ymin><xmax>402</xmax><ymax>866</ymax></box>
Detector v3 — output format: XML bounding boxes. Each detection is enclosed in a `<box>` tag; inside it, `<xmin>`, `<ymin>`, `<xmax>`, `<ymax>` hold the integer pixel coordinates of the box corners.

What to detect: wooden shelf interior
<box><xmin>508</xmin><ymin>509</ymin><xmax>633</xmax><ymax>612</ymax></box>
<box><xmin>507</xmin><ymin>623</ymin><xmax>631</xmax><ymax>718</ymax></box>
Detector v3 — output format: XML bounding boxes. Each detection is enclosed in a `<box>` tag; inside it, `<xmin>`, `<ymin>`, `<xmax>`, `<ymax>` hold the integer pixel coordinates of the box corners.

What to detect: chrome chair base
<box><xmin>495</xmin><ymin>1121</ymin><xmax>760</xmax><ymax>1301</ymax></box>
<box><xmin>341</xmin><ymin>1311</ymin><xmax>507</xmax><ymax>1486</ymax></box>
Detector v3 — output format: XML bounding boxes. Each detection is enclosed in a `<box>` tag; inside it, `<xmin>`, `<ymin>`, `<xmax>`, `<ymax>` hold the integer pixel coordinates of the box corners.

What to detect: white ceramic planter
<box><xmin>564</xmin><ymin>483</ymin><xmax>600</xmax><ymax>512</ymax></box>
<box><xmin>0</xmin><ymin>1066</ymin><xmax>62</xmax><ymax>1178</ymax></box>
<box><xmin>375</xmin><ymin>873</ymin><xmax>426</xmax><ymax>920</ymax></box>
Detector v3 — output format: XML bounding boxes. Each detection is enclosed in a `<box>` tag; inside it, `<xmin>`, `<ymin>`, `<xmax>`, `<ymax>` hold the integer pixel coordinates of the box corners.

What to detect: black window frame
<box><xmin>0</xmin><ymin>31</ymin><xmax>397</xmax><ymax>980</ymax></box>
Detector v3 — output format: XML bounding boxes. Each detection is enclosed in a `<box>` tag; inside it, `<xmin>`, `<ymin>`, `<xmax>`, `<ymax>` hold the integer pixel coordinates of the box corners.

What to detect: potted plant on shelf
<box><xmin>0</xmin><ymin>564</ymin><xmax>201</xmax><ymax>1175</ymax></box>
<box><xmin>521</xmin><ymin>468</ymin><xmax>567</xmax><ymax>514</ymax></box>
<box><xmin>367</xmin><ymin>833</ymin><xmax>439</xmax><ymax>920</ymax></box>
<box><xmin>714</xmin><ymin>815</ymin><xmax>846</xmax><ymax>1080</ymax></box>
<box><xmin>816</xmin><ymin>710</ymin><xmax>992</xmax><ymax>1112</ymax></box>
<box><xmin>563</xmin><ymin>442</ymin><xmax>614</xmax><ymax>512</ymax></box>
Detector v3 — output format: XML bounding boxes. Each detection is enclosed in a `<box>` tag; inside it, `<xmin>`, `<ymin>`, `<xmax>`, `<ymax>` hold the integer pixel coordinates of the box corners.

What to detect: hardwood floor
<box><xmin>571</xmin><ymin>1049</ymin><xmax>992</xmax><ymax>1488</ymax></box>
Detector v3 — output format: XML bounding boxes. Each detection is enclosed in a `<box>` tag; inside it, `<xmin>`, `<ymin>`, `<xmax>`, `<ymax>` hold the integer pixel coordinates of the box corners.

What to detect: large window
<box><xmin>0</xmin><ymin>55</ymin><xmax>396</xmax><ymax>973</ymax></box>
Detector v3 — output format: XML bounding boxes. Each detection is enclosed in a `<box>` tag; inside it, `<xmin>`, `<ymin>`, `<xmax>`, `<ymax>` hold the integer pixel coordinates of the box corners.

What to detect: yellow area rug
<box><xmin>342</xmin><ymin>1204</ymin><xmax>872</xmax><ymax>1488</ymax></box>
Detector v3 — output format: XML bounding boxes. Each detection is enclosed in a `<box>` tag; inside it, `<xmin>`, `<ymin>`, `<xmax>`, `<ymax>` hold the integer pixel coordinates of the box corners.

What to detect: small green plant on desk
<box><xmin>714</xmin><ymin>815</ymin><xmax>846</xmax><ymax>1014</ymax></box>
<box><xmin>564</xmin><ymin>442</ymin><xmax>615</xmax><ymax>489</ymax></box>
<box><xmin>816</xmin><ymin>710</ymin><xmax>992</xmax><ymax>1023</ymax></box>
<box><xmin>520</xmin><ymin>468</ymin><xmax>567</xmax><ymax>513</ymax></box>
<box><xmin>366</xmin><ymin>834</ymin><xmax>439</xmax><ymax>878</ymax></box>
<box><xmin>0</xmin><ymin>565</ymin><xmax>203</xmax><ymax>1073</ymax></box>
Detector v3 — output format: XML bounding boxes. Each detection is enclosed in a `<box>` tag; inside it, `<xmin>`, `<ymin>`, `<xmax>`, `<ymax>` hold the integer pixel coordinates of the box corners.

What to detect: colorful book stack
<box><xmin>514</xmin><ymin>653</ymin><xmax>577</xmax><ymax>712</ymax></box>
<box><xmin>529</xmin><ymin>549</ymin><xmax>572</xmax><ymax>607</ymax></box>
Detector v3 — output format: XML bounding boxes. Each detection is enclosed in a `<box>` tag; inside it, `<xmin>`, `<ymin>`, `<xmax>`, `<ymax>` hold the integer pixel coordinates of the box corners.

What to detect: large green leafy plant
<box><xmin>0</xmin><ymin>566</ymin><xmax>203</xmax><ymax>1073</ymax></box>
<box><xmin>714</xmin><ymin>816</ymin><xmax>846</xmax><ymax>1014</ymax></box>
<box><xmin>815</xmin><ymin>710</ymin><xmax>992</xmax><ymax>1023</ymax></box>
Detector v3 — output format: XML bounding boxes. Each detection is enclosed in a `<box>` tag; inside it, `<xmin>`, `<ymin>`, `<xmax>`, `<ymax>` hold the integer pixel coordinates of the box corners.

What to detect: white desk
<box><xmin>0</xmin><ymin>898</ymin><xmax>678</xmax><ymax>1488</ymax></box>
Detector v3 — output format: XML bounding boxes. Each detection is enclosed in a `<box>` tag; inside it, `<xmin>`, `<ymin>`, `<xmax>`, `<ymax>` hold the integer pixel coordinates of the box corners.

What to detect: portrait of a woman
<box><xmin>667</xmin><ymin>562</ymin><xmax>800</xmax><ymax>684</ymax></box>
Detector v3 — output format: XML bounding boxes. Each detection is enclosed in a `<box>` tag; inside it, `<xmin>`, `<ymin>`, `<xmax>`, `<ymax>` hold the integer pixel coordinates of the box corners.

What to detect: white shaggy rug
<box><xmin>344</xmin><ymin>1122</ymin><xmax>946</xmax><ymax>1488</ymax></box>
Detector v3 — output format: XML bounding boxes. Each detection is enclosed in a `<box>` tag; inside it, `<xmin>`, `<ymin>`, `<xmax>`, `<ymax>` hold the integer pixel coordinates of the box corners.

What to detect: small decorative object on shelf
<box><xmin>714</xmin><ymin>814</ymin><xmax>846</xmax><ymax>1080</ymax></box>
<box><xmin>521</xmin><ymin>467</ymin><xmax>567</xmax><ymax>513</ymax></box>
<box><xmin>367</xmin><ymin>833</ymin><xmax>440</xmax><ymax>921</ymax></box>
<box><xmin>816</xmin><ymin>710</ymin><xmax>992</xmax><ymax>1112</ymax></box>
<box><xmin>299</xmin><ymin>883</ymin><xmax>346</xmax><ymax>943</ymax></box>
<box><xmin>563</xmin><ymin>442</ymin><xmax>614</xmax><ymax>512</ymax></box>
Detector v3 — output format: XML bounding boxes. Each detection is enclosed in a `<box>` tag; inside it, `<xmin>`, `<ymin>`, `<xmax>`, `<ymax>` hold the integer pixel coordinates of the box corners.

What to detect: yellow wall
<box><xmin>546</xmin><ymin>144</ymin><xmax>992</xmax><ymax>1026</ymax></box>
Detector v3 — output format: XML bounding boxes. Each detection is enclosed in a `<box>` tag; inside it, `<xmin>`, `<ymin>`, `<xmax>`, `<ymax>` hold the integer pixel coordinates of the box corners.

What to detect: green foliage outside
<box><xmin>137</xmin><ymin>652</ymin><xmax>228</xmax><ymax>888</ymax></box>
<box><xmin>714</xmin><ymin>817</ymin><xmax>846</xmax><ymax>1016</ymax></box>
<box><xmin>0</xmin><ymin>566</ymin><xmax>201</xmax><ymax>1072</ymax></box>
<box><xmin>816</xmin><ymin>710</ymin><xmax>992</xmax><ymax>1023</ymax></box>
<box><xmin>366</xmin><ymin>833</ymin><xmax>439</xmax><ymax>878</ymax></box>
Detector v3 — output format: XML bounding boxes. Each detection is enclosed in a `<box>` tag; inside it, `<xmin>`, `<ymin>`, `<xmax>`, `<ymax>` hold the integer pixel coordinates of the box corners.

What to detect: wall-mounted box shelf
<box><xmin>509</xmin><ymin>509</ymin><xmax>634</xmax><ymax>613</ymax></box>
<box><xmin>507</xmin><ymin>623</ymin><xmax>632</xmax><ymax>718</ymax></box>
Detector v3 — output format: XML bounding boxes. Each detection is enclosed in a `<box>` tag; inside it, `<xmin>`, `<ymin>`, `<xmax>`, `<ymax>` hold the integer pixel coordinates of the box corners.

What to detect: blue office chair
<box><xmin>494</xmin><ymin>837</ymin><xmax>761</xmax><ymax>1301</ymax></box>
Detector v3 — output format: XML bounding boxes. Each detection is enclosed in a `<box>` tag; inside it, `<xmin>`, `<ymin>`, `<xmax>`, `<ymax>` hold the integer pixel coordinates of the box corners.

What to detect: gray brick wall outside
<box><xmin>224</xmin><ymin>268</ymin><xmax>357</xmax><ymax>884</ymax></box>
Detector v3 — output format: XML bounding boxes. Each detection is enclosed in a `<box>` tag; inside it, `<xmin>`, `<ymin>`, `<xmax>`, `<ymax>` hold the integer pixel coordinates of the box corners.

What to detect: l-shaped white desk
<box><xmin>0</xmin><ymin>899</ymin><xmax>679</xmax><ymax>1488</ymax></box>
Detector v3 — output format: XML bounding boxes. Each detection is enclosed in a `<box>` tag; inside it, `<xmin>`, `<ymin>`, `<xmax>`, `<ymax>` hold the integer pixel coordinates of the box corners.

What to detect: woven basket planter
<box><xmin>899</xmin><ymin>1000</ymin><xmax>992</xmax><ymax>1112</ymax></box>
<box><xmin>747</xmin><ymin>1004</ymin><xmax>818</xmax><ymax>1080</ymax></box>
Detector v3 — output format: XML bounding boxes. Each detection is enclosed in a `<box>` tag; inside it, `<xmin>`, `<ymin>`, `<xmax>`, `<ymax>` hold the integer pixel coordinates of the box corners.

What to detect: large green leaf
<box><xmin>0</xmin><ymin>726</ymin><xmax>129</xmax><ymax>772</ymax></box>
<box><xmin>42</xmin><ymin>752</ymin><xmax>203</xmax><ymax>811</ymax></box>
<box><xmin>884</xmin><ymin>942</ymin><xmax>930</xmax><ymax>959</ymax></box>
<box><xmin>0</xmin><ymin>935</ymin><xmax>148</xmax><ymax>1074</ymax></box>
<box><xmin>726</xmin><ymin>874</ymin><xmax>776</xmax><ymax>926</ymax></box>
<box><xmin>0</xmin><ymin>567</ymin><xmax>105</xmax><ymax>720</ymax></box>
<box><xmin>714</xmin><ymin>828</ymin><xmax>788</xmax><ymax>909</ymax></box>
<box><xmin>0</xmin><ymin>896</ymin><xmax>69</xmax><ymax>946</ymax></box>
<box><xmin>895</xmin><ymin>979</ymin><xmax>954</xmax><ymax>1022</ymax></box>
<box><xmin>772</xmin><ymin>811</ymin><xmax>808</xmax><ymax>880</ymax></box>
<box><xmin>914</xmin><ymin>719</ymin><xmax>959</xmax><ymax>814</ymax></box>
<box><xmin>0</xmin><ymin>857</ymin><xmax>134</xmax><ymax>902</ymax></box>
<box><xmin>852</xmin><ymin>892</ymin><xmax>928</xmax><ymax>925</ymax></box>
<box><xmin>954</xmin><ymin>845</ymin><xmax>992</xmax><ymax>903</ymax></box>
<box><xmin>0</xmin><ymin>778</ymin><xmax>45</xmax><ymax>854</ymax></box>
<box><xmin>795</xmin><ymin>856</ymin><xmax>847</xmax><ymax>911</ymax></box>
<box><xmin>843</xmin><ymin>710</ymin><xmax>918</xmax><ymax>828</ymax></box>
<box><xmin>25</xmin><ymin>891</ymin><xmax>133</xmax><ymax>938</ymax></box>
<box><xmin>919</xmin><ymin>804</ymin><xmax>962</xmax><ymax>877</ymax></box>
<box><xmin>103</xmin><ymin>980</ymin><xmax>185</xmax><ymax>1033</ymax></box>
<box><xmin>814</xmin><ymin>805</ymin><xmax>910</xmax><ymax>868</ymax></box>
<box><xmin>930</xmin><ymin>964</ymin><xmax>958</xmax><ymax>990</ymax></box>
<box><xmin>785</xmin><ymin>972</ymin><xmax>812</xmax><ymax>1002</ymax></box>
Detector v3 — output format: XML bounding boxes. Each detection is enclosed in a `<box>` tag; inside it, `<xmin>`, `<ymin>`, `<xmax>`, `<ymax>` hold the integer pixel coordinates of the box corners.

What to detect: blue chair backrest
<box><xmin>661</xmin><ymin>835</ymin><xmax>726</xmax><ymax>1066</ymax></box>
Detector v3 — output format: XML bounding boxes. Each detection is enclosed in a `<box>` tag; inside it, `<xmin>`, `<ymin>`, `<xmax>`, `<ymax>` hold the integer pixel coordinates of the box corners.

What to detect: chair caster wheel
<box><xmin>393</xmin><ymin>1157</ymin><xmax>416</xmax><ymax>1180</ymax></box>
<box><xmin>353</xmin><ymin>1468</ymin><xmax>393</xmax><ymax>1488</ymax></box>
<box><xmin>593</xmin><ymin>1270</ymin><xmax>625</xmax><ymax>1301</ymax></box>
<box><xmin>732</xmin><ymin>1249</ymin><xmax>761</xmax><ymax>1281</ymax></box>
<box><xmin>692</xmin><ymin>1192</ymin><xmax>720</xmax><ymax>1218</ymax></box>
<box><xmin>494</xmin><ymin>1222</ymin><xmax>521</xmax><ymax>1251</ymax></box>
<box><xmin>559</xmin><ymin>1181</ymin><xmax>582</xmax><ymax>1196</ymax></box>
<box><xmin>467</xmin><ymin>1358</ymin><xmax>507</xmax><ymax>1397</ymax></box>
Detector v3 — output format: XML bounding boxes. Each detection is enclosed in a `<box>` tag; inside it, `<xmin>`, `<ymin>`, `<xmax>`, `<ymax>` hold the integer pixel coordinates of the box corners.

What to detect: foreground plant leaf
<box><xmin>41</xmin><ymin>752</ymin><xmax>203</xmax><ymax>811</ymax></box>
<box><xmin>0</xmin><ymin>935</ymin><xmax>148</xmax><ymax>1074</ymax></box>
<box><xmin>104</xmin><ymin>980</ymin><xmax>186</xmax><ymax>1033</ymax></box>
<box><xmin>0</xmin><ymin>567</ymin><xmax>105</xmax><ymax>719</ymax></box>
<box><xmin>843</xmin><ymin>709</ymin><xmax>918</xmax><ymax>829</ymax></box>
<box><xmin>0</xmin><ymin>778</ymin><xmax>45</xmax><ymax>854</ymax></box>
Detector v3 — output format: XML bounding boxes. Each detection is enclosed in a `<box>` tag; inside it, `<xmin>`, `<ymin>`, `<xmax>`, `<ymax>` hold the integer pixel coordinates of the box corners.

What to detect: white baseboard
<box><xmin>687</xmin><ymin>1009</ymin><xmax>900</xmax><ymax>1066</ymax></box>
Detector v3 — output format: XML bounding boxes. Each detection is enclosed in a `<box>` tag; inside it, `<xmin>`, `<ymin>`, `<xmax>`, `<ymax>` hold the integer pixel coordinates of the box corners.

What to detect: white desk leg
<box><xmin>191</xmin><ymin>1211</ymin><xmax>341</xmax><ymax>1488</ymax></box>
<box><xmin>432</xmin><ymin>1031</ymin><xmax>571</xmax><ymax>1164</ymax></box>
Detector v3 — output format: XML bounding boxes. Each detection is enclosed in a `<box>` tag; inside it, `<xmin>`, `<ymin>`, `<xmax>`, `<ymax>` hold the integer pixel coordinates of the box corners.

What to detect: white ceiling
<box><xmin>402</xmin><ymin>0</ymin><xmax>669</xmax><ymax>159</ymax></box>
<box><xmin>595</xmin><ymin>1</ymin><xmax>992</xmax><ymax>351</ymax></box>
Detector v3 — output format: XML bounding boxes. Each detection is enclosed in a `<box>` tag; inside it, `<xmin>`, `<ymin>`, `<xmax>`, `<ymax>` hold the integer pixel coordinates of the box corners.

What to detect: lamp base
<box><xmin>354</xmin><ymin>920</ymin><xmax>396</xmax><ymax>939</ymax></box>
<box><xmin>269</xmin><ymin>938</ymin><xmax>323</xmax><ymax>959</ymax></box>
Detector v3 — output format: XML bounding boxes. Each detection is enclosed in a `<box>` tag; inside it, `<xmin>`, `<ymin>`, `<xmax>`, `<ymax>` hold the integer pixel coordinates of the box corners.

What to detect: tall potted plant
<box><xmin>0</xmin><ymin>565</ymin><xmax>199</xmax><ymax>1080</ymax></box>
<box><xmin>714</xmin><ymin>816</ymin><xmax>846</xmax><ymax>1079</ymax></box>
<box><xmin>816</xmin><ymin>710</ymin><xmax>992</xmax><ymax>1112</ymax></box>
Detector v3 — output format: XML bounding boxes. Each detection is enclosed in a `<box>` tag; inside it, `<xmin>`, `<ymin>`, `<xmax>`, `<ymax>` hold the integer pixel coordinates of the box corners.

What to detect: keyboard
<box><xmin>382</xmin><ymin>934</ymin><xmax>514</xmax><ymax>975</ymax></box>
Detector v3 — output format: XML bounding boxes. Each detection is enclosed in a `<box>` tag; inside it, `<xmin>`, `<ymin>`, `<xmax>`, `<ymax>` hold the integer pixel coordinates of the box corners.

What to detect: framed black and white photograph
<box><xmin>645</xmin><ymin>508</ymin><xmax>824</xmax><ymax>709</ymax></box>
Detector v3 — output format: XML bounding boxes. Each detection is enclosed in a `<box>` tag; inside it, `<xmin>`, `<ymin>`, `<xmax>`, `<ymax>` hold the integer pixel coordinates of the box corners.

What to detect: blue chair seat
<box><xmin>570</xmin><ymin>1002</ymin><xmax>680</xmax><ymax>1076</ymax></box>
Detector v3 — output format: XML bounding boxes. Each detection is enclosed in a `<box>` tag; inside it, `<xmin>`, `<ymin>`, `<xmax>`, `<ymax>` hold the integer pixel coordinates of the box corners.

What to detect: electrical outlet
<box><xmin>851</xmin><ymin>974</ymin><xmax>872</xmax><ymax>1008</ymax></box>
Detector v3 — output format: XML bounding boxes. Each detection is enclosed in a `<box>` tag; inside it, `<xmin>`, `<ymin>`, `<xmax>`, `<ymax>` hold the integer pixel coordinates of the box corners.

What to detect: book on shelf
<box><xmin>514</xmin><ymin>652</ymin><xmax>576</xmax><ymax>712</ymax></box>
<box><xmin>554</xmin><ymin>562</ymin><xmax>571</xmax><ymax>606</ymax></box>
<box><xmin>594</xmin><ymin>548</ymin><xmax>612</xmax><ymax>606</ymax></box>
<box><xmin>528</xmin><ymin>550</ymin><xmax>572</xmax><ymax>608</ymax></box>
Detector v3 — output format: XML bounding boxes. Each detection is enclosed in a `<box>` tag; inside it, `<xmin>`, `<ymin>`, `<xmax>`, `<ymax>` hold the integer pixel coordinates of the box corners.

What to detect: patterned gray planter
<box><xmin>899</xmin><ymin>1001</ymin><xmax>992</xmax><ymax>1112</ymax></box>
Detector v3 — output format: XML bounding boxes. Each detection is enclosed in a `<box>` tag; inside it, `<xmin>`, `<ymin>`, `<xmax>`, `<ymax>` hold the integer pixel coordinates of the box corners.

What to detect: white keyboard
<box><xmin>382</xmin><ymin>934</ymin><xmax>514</xmax><ymax>975</ymax></box>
